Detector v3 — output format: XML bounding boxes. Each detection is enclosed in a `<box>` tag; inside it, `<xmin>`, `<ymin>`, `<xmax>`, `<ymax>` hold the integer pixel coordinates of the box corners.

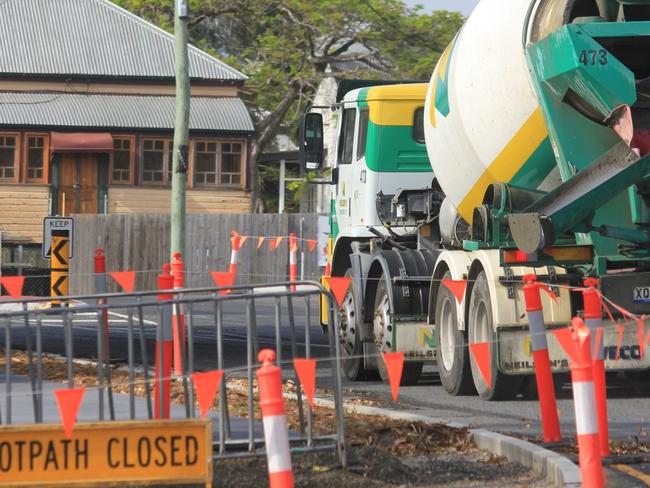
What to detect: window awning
<box><xmin>50</xmin><ymin>132</ymin><xmax>113</xmax><ymax>153</ymax></box>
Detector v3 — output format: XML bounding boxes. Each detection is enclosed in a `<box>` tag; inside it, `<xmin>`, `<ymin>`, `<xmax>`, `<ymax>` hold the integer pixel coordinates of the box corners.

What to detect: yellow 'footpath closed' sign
<box><xmin>0</xmin><ymin>419</ymin><xmax>212</xmax><ymax>487</ymax></box>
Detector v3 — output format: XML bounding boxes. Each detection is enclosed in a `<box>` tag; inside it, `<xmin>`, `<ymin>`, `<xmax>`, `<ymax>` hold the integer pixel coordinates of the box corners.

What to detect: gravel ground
<box><xmin>211</xmin><ymin>447</ymin><xmax>546</xmax><ymax>487</ymax></box>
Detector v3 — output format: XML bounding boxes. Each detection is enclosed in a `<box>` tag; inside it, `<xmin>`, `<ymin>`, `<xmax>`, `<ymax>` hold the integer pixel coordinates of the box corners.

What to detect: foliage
<box><xmin>113</xmin><ymin>0</ymin><xmax>464</xmax><ymax>209</ymax></box>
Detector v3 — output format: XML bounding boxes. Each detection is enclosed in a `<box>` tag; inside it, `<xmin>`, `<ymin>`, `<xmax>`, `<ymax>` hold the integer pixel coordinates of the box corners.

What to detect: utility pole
<box><xmin>170</xmin><ymin>0</ymin><xmax>190</xmax><ymax>260</ymax></box>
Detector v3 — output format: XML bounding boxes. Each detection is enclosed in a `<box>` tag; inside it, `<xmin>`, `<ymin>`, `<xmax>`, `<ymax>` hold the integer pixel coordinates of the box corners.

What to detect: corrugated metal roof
<box><xmin>0</xmin><ymin>0</ymin><xmax>246</xmax><ymax>81</ymax></box>
<box><xmin>0</xmin><ymin>92</ymin><xmax>255</xmax><ymax>132</ymax></box>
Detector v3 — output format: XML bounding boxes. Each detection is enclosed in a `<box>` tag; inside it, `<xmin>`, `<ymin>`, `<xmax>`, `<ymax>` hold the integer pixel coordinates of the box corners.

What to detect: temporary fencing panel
<box><xmin>0</xmin><ymin>281</ymin><xmax>346</xmax><ymax>470</ymax></box>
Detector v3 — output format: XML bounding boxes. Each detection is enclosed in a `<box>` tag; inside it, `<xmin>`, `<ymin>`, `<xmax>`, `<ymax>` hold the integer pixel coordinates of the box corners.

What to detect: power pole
<box><xmin>170</xmin><ymin>0</ymin><xmax>190</xmax><ymax>260</ymax></box>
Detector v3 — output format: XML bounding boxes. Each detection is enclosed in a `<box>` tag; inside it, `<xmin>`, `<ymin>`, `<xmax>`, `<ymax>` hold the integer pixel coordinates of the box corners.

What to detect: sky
<box><xmin>404</xmin><ymin>0</ymin><xmax>480</xmax><ymax>15</ymax></box>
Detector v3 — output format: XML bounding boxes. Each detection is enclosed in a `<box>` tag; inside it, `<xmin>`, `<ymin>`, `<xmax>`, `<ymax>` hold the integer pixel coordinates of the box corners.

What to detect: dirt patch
<box><xmin>211</xmin><ymin>447</ymin><xmax>546</xmax><ymax>487</ymax></box>
<box><xmin>2</xmin><ymin>348</ymin><xmax>546</xmax><ymax>486</ymax></box>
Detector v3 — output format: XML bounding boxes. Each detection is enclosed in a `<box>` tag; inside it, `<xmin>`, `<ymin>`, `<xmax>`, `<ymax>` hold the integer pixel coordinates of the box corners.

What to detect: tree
<box><xmin>114</xmin><ymin>0</ymin><xmax>463</xmax><ymax>211</ymax></box>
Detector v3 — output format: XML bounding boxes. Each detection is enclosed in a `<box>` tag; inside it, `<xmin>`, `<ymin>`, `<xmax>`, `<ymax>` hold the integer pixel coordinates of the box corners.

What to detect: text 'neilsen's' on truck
<box><xmin>299</xmin><ymin>0</ymin><xmax>650</xmax><ymax>401</ymax></box>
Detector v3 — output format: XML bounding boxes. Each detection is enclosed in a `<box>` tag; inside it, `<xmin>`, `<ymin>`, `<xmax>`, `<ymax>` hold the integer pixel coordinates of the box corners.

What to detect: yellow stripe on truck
<box><xmin>457</xmin><ymin>108</ymin><xmax>549</xmax><ymax>223</ymax></box>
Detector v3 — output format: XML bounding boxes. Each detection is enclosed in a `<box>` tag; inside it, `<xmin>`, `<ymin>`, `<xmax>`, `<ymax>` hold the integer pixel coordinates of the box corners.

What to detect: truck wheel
<box><xmin>468</xmin><ymin>271</ymin><xmax>523</xmax><ymax>400</ymax></box>
<box><xmin>339</xmin><ymin>269</ymin><xmax>366</xmax><ymax>381</ymax></box>
<box><xmin>373</xmin><ymin>276</ymin><xmax>423</xmax><ymax>385</ymax></box>
<box><xmin>435</xmin><ymin>271</ymin><xmax>475</xmax><ymax>395</ymax></box>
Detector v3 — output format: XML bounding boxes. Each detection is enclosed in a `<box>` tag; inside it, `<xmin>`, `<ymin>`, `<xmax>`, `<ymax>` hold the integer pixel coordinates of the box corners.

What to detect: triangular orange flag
<box><xmin>325</xmin><ymin>276</ymin><xmax>351</xmax><ymax>307</ymax></box>
<box><xmin>469</xmin><ymin>343</ymin><xmax>492</xmax><ymax>389</ymax></box>
<box><xmin>308</xmin><ymin>240</ymin><xmax>317</xmax><ymax>252</ymax></box>
<box><xmin>109</xmin><ymin>271</ymin><xmax>136</xmax><ymax>293</ymax></box>
<box><xmin>637</xmin><ymin>318</ymin><xmax>650</xmax><ymax>360</ymax></box>
<box><xmin>383</xmin><ymin>352</ymin><xmax>405</xmax><ymax>401</ymax></box>
<box><xmin>294</xmin><ymin>358</ymin><xmax>317</xmax><ymax>409</ymax></box>
<box><xmin>239</xmin><ymin>235</ymin><xmax>249</xmax><ymax>247</ymax></box>
<box><xmin>441</xmin><ymin>279</ymin><xmax>467</xmax><ymax>304</ymax></box>
<box><xmin>54</xmin><ymin>387</ymin><xmax>86</xmax><ymax>438</ymax></box>
<box><xmin>539</xmin><ymin>284</ymin><xmax>559</xmax><ymax>303</ymax></box>
<box><xmin>0</xmin><ymin>276</ymin><xmax>25</xmax><ymax>298</ymax></box>
<box><xmin>192</xmin><ymin>370</ymin><xmax>224</xmax><ymax>418</ymax></box>
<box><xmin>553</xmin><ymin>327</ymin><xmax>580</xmax><ymax>365</ymax></box>
<box><xmin>210</xmin><ymin>271</ymin><xmax>235</xmax><ymax>296</ymax></box>
<box><xmin>257</xmin><ymin>236</ymin><xmax>266</xmax><ymax>249</ymax></box>
<box><xmin>270</xmin><ymin>236</ymin><xmax>284</xmax><ymax>251</ymax></box>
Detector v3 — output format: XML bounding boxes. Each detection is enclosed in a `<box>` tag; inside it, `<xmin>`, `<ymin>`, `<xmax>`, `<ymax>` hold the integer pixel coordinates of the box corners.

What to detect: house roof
<box><xmin>0</xmin><ymin>92</ymin><xmax>255</xmax><ymax>133</ymax></box>
<box><xmin>0</xmin><ymin>0</ymin><xmax>246</xmax><ymax>81</ymax></box>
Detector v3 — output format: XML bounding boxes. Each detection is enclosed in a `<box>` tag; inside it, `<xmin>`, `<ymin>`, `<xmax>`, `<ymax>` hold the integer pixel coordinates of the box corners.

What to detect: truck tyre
<box><xmin>435</xmin><ymin>271</ymin><xmax>475</xmax><ymax>395</ymax></box>
<box><xmin>468</xmin><ymin>271</ymin><xmax>523</xmax><ymax>400</ymax></box>
<box><xmin>339</xmin><ymin>269</ymin><xmax>366</xmax><ymax>381</ymax></box>
<box><xmin>373</xmin><ymin>275</ymin><xmax>423</xmax><ymax>385</ymax></box>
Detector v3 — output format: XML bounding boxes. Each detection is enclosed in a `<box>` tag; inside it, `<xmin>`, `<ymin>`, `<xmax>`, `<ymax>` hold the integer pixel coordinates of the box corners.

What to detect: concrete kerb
<box><xmin>273</xmin><ymin>388</ymin><xmax>581</xmax><ymax>488</ymax></box>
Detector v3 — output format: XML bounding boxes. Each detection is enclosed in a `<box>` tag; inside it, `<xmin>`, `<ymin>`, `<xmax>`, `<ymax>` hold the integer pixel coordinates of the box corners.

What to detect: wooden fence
<box><xmin>70</xmin><ymin>214</ymin><xmax>323</xmax><ymax>294</ymax></box>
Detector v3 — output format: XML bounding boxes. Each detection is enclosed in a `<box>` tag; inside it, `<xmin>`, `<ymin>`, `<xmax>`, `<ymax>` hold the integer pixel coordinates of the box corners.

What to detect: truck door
<box><xmin>335</xmin><ymin>106</ymin><xmax>357</xmax><ymax>232</ymax></box>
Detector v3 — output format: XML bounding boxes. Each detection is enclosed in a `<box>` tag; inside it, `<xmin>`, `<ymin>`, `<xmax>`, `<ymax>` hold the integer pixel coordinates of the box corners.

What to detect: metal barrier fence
<box><xmin>0</xmin><ymin>281</ymin><xmax>345</xmax><ymax>465</ymax></box>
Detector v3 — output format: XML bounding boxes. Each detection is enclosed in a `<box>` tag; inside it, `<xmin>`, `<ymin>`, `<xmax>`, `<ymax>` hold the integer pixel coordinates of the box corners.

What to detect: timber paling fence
<box><xmin>70</xmin><ymin>214</ymin><xmax>322</xmax><ymax>294</ymax></box>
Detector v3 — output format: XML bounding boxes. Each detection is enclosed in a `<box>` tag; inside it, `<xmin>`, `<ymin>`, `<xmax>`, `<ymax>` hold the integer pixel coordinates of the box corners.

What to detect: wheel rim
<box><xmin>439</xmin><ymin>295</ymin><xmax>455</xmax><ymax>372</ymax></box>
<box><xmin>373</xmin><ymin>291</ymin><xmax>392</xmax><ymax>354</ymax></box>
<box><xmin>339</xmin><ymin>290</ymin><xmax>357</xmax><ymax>357</ymax></box>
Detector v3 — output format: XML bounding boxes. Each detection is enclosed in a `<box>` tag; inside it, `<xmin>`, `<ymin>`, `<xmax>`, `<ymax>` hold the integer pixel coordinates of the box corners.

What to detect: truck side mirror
<box><xmin>299</xmin><ymin>112</ymin><xmax>324</xmax><ymax>171</ymax></box>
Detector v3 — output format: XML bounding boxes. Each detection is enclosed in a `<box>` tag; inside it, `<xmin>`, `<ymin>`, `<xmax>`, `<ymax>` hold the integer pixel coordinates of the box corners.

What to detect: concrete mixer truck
<box><xmin>299</xmin><ymin>0</ymin><xmax>650</xmax><ymax>400</ymax></box>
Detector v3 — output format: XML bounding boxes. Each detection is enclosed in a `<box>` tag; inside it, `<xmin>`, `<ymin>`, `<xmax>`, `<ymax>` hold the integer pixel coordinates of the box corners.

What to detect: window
<box><xmin>142</xmin><ymin>138</ymin><xmax>172</xmax><ymax>184</ymax></box>
<box><xmin>356</xmin><ymin>108</ymin><xmax>369</xmax><ymax>161</ymax></box>
<box><xmin>337</xmin><ymin>108</ymin><xmax>356</xmax><ymax>165</ymax></box>
<box><xmin>192</xmin><ymin>140</ymin><xmax>243</xmax><ymax>187</ymax></box>
<box><xmin>194</xmin><ymin>141</ymin><xmax>218</xmax><ymax>184</ymax></box>
<box><xmin>111</xmin><ymin>137</ymin><xmax>134</xmax><ymax>184</ymax></box>
<box><xmin>25</xmin><ymin>134</ymin><xmax>48</xmax><ymax>183</ymax></box>
<box><xmin>0</xmin><ymin>134</ymin><xmax>18</xmax><ymax>181</ymax></box>
<box><xmin>413</xmin><ymin>107</ymin><xmax>425</xmax><ymax>143</ymax></box>
<box><xmin>221</xmin><ymin>142</ymin><xmax>242</xmax><ymax>185</ymax></box>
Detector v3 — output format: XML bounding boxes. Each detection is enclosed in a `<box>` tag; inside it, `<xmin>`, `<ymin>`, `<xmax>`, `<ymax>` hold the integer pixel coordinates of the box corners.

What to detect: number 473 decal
<box><xmin>579</xmin><ymin>49</ymin><xmax>608</xmax><ymax>66</ymax></box>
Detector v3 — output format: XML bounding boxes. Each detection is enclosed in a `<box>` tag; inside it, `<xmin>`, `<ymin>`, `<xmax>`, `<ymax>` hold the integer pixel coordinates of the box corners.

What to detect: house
<box><xmin>0</xmin><ymin>0</ymin><xmax>255</xmax><ymax>247</ymax></box>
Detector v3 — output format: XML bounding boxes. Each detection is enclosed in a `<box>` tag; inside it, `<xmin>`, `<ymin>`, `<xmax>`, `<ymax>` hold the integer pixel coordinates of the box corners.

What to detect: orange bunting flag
<box><xmin>383</xmin><ymin>352</ymin><xmax>405</xmax><ymax>401</ymax></box>
<box><xmin>294</xmin><ymin>358</ymin><xmax>317</xmax><ymax>409</ymax></box>
<box><xmin>270</xmin><ymin>236</ymin><xmax>284</xmax><ymax>251</ymax></box>
<box><xmin>257</xmin><ymin>236</ymin><xmax>266</xmax><ymax>249</ymax></box>
<box><xmin>539</xmin><ymin>284</ymin><xmax>559</xmax><ymax>303</ymax></box>
<box><xmin>325</xmin><ymin>276</ymin><xmax>351</xmax><ymax>307</ymax></box>
<box><xmin>441</xmin><ymin>279</ymin><xmax>467</xmax><ymax>304</ymax></box>
<box><xmin>109</xmin><ymin>271</ymin><xmax>136</xmax><ymax>293</ymax></box>
<box><xmin>308</xmin><ymin>239</ymin><xmax>317</xmax><ymax>252</ymax></box>
<box><xmin>615</xmin><ymin>324</ymin><xmax>624</xmax><ymax>361</ymax></box>
<box><xmin>469</xmin><ymin>342</ymin><xmax>492</xmax><ymax>389</ymax></box>
<box><xmin>552</xmin><ymin>327</ymin><xmax>580</xmax><ymax>366</ymax></box>
<box><xmin>239</xmin><ymin>235</ymin><xmax>249</xmax><ymax>247</ymax></box>
<box><xmin>54</xmin><ymin>387</ymin><xmax>86</xmax><ymax>438</ymax></box>
<box><xmin>210</xmin><ymin>271</ymin><xmax>235</xmax><ymax>296</ymax></box>
<box><xmin>192</xmin><ymin>370</ymin><xmax>224</xmax><ymax>418</ymax></box>
<box><xmin>0</xmin><ymin>276</ymin><xmax>25</xmax><ymax>299</ymax></box>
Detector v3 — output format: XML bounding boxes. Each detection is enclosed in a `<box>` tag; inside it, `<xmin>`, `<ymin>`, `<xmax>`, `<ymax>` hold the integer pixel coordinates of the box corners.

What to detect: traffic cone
<box><xmin>154</xmin><ymin>264</ymin><xmax>174</xmax><ymax>419</ymax></box>
<box><xmin>569</xmin><ymin>318</ymin><xmax>604</xmax><ymax>488</ymax></box>
<box><xmin>289</xmin><ymin>233</ymin><xmax>298</xmax><ymax>292</ymax></box>
<box><xmin>523</xmin><ymin>275</ymin><xmax>561</xmax><ymax>443</ymax></box>
<box><xmin>582</xmin><ymin>278</ymin><xmax>609</xmax><ymax>457</ymax></box>
<box><xmin>257</xmin><ymin>349</ymin><xmax>294</xmax><ymax>488</ymax></box>
<box><xmin>230</xmin><ymin>231</ymin><xmax>241</xmax><ymax>284</ymax></box>
<box><xmin>94</xmin><ymin>248</ymin><xmax>110</xmax><ymax>358</ymax></box>
<box><xmin>171</xmin><ymin>252</ymin><xmax>186</xmax><ymax>377</ymax></box>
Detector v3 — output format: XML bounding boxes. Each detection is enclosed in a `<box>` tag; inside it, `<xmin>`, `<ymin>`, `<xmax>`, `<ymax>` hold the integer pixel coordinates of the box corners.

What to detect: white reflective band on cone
<box><xmin>230</xmin><ymin>250</ymin><xmax>238</xmax><ymax>264</ymax></box>
<box><xmin>290</xmin><ymin>253</ymin><xmax>297</xmax><ymax>265</ymax></box>
<box><xmin>262</xmin><ymin>415</ymin><xmax>292</xmax><ymax>473</ymax></box>
<box><xmin>573</xmin><ymin>381</ymin><xmax>599</xmax><ymax>435</ymax></box>
<box><xmin>527</xmin><ymin>310</ymin><xmax>548</xmax><ymax>351</ymax></box>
